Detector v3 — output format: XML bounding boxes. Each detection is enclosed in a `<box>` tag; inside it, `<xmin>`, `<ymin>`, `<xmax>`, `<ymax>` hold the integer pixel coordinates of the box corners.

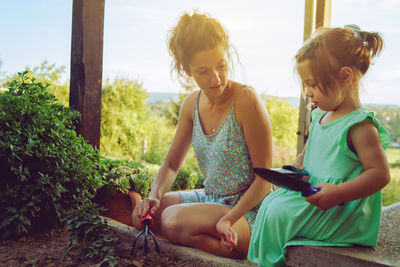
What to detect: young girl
<box><xmin>132</xmin><ymin>10</ymin><xmax>273</xmax><ymax>259</ymax></box>
<box><xmin>248</xmin><ymin>25</ymin><xmax>391</xmax><ymax>266</ymax></box>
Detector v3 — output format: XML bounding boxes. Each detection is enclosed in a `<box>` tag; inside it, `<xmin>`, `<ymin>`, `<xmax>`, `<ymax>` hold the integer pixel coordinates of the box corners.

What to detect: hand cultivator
<box><xmin>131</xmin><ymin>212</ymin><xmax>160</xmax><ymax>255</ymax></box>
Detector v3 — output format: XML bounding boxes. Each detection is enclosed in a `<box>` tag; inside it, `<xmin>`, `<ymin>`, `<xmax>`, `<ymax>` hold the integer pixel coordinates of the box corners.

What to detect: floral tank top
<box><xmin>192</xmin><ymin>91</ymin><xmax>254</xmax><ymax>197</ymax></box>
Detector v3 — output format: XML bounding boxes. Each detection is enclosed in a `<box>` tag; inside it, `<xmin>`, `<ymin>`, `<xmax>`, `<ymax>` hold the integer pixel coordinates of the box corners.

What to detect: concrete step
<box><xmin>106</xmin><ymin>202</ymin><xmax>400</xmax><ymax>266</ymax></box>
<box><xmin>286</xmin><ymin>202</ymin><xmax>400</xmax><ymax>267</ymax></box>
<box><xmin>107</xmin><ymin>219</ymin><xmax>255</xmax><ymax>266</ymax></box>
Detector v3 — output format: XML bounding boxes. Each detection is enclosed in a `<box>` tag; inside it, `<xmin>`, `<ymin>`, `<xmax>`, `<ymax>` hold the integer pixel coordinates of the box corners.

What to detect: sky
<box><xmin>0</xmin><ymin>0</ymin><xmax>399</xmax><ymax>106</ymax></box>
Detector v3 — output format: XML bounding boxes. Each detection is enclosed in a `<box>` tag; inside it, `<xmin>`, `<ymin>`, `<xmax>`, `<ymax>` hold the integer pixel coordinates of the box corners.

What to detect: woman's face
<box><xmin>188</xmin><ymin>44</ymin><xmax>229</xmax><ymax>96</ymax></box>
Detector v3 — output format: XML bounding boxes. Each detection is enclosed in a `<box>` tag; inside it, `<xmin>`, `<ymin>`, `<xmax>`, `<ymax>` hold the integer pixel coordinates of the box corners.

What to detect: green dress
<box><xmin>247</xmin><ymin>107</ymin><xmax>390</xmax><ymax>267</ymax></box>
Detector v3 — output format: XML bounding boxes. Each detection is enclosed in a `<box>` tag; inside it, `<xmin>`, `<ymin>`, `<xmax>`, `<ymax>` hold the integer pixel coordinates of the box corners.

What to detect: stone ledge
<box><xmin>106</xmin><ymin>202</ymin><xmax>400</xmax><ymax>266</ymax></box>
<box><xmin>286</xmin><ymin>202</ymin><xmax>400</xmax><ymax>267</ymax></box>
<box><xmin>107</xmin><ymin>219</ymin><xmax>255</xmax><ymax>266</ymax></box>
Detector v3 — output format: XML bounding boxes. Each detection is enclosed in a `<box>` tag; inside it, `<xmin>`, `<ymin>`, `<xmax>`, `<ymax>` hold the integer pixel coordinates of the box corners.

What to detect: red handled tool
<box><xmin>131</xmin><ymin>212</ymin><xmax>160</xmax><ymax>255</ymax></box>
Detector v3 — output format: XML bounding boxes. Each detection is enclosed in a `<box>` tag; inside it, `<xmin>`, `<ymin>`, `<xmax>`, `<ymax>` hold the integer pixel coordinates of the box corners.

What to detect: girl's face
<box><xmin>187</xmin><ymin>45</ymin><xmax>229</xmax><ymax>96</ymax></box>
<box><xmin>296</xmin><ymin>58</ymin><xmax>342</xmax><ymax>111</ymax></box>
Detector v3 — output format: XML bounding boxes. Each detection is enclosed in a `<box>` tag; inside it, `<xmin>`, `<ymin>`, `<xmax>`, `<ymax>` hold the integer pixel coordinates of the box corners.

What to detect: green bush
<box><xmin>98</xmin><ymin>156</ymin><xmax>144</xmax><ymax>174</ymax></box>
<box><xmin>0</xmin><ymin>71</ymin><xmax>101</xmax><ymax>239</ymax></box>
<box><xmin>171</xmin><ymin>167</ymin><xmax>200</xmax><ymax>191</ymax></box>
<box><xmin>194</xmin><ymin>172</ymin><xmax>206</xmax><ymax>189</ymax></box>
<box><xmin>61</xmin><ymin>203</ymin><xmax>118</xmax><ymax>266</ymax></box>
<box><xmin>99</xmin><ymin>158</ymin><xmax>156</xmax><ymax>198</ymax></box>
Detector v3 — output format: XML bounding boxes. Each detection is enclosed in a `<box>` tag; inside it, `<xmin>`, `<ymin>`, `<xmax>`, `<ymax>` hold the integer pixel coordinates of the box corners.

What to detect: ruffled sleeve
<box><xmin>311</xmin><ymin>108</ymin><xmax>325</xmax><ymax>122</ymax></box>
<box><xmin>338</xmin><ymin>108</ymin><xmax>390</xmax><ymax>160</ymax></box>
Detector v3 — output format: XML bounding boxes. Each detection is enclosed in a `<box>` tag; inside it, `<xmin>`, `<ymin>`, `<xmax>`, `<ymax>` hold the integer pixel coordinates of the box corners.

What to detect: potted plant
<box><xmin>95</xmin><ymin>164</ymin><xmax>155</xmax><ymax>227</ymax></box>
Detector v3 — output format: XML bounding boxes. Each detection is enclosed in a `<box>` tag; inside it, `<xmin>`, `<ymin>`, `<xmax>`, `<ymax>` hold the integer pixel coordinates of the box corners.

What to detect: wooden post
<box><xmin>70</xmin><ymin>0</ymin><xmax>105</xmax><ymax>149</ymax></box>
<box><xmin>296</xmin><ymin>0</ymin><xmax>331</xmax><ymax>155</ymax></box>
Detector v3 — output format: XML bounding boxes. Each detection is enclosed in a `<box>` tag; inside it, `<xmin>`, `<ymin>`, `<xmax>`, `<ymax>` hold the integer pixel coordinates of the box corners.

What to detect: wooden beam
<box><xmin>316</xmin><ymin>0</ymin><xmax>331</xmax><ymax>29</ymax></box>
<box><xmin>296</xmin><ymin>0</ymin><xmax>331</xmax><ymax>155</ymax></box>
<box><xmin>69</xmin><ymin>0</ymin><xmax>105</xmax><ymax>149</ymax></box>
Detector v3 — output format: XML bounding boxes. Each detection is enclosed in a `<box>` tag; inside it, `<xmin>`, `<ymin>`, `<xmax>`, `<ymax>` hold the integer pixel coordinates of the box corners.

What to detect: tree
<box><xmin>366</xmin><ymin>105</ymin><xmax>400</xmax><ymax>143</ymax></box>
<box><xmin>165</xmin><ymin>81</ymin><xmax>196</xmax><ymax>127</ymax></box>
<box><xmin>100</xmin><ymin>78</ymin><xmax>148</xmax><ymax>160</ymax></box>
<box><xmin>263</xmin><ymin>95</ymin><xmax>299</xmax><ymax>149</ymax></box>
<box><xmin>263</xmin><ymin>95</ymin><xmax>299</xmax><ymax>167</ymax></box>
<box><xmin>1</xmin><ymin>61</ymin><xmax>69</xmax><ymax>106</ymax></box>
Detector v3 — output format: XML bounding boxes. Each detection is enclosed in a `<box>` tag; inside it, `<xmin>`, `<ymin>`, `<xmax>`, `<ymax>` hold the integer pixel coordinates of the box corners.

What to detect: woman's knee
<box><xmin>159</xmin><ymin>192</ymin><xmax>181</xmax><ymax>209</ymax></box>
<box><xmin>160</xmin><ymin>205</ymin><xmax>186</xmax><ymax>243</ymax></box>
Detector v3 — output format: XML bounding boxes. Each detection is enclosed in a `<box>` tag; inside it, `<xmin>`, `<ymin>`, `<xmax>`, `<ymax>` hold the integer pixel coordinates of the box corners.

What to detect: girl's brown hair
<box><xmin>295</xmin><ymin>26</ymin><xmax>384</xmax><ymax>95</ymax></box>
<box><xmin>167</xmin><ymin>10</ymin><xmax>231</xmax><ymax>78</ymax></box>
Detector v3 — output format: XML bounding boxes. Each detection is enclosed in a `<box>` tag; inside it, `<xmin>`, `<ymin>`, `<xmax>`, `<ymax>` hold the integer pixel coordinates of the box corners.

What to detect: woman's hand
<box><xmin>132</xmin><ymin>197</ymin><xmax>160</xmax><ymax>229</ymax></box>
<box><xmin>216</xmin><ymin>217</ymin><xmax>238</xmax><ymax>252</ymax></box>
<box><xmin>305</xmin><ymin>183</ymin><xmax>342</xmax><ymax>210</ymax></box>
<box><xmin>293</xmin><ymin>154</ymin><xmax>305</xmax><ymax>170</ymax></box>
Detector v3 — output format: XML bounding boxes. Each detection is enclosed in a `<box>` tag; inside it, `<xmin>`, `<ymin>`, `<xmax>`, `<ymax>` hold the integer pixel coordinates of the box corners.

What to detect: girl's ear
<box><xmin>339</xmin><ymin>67</ymin><xmax>353</xmax><ymax>84</ymax></box>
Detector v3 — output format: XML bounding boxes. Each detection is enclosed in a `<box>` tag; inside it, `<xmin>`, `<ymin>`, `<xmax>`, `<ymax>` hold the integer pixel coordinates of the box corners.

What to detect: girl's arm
<box><xmin>134</xmin><ymin>93</ymin><xmax>195</xmax><ymax>218</ymax></box>
<box><xmin>216</xmin><ymin>87</ymin><xmax>273</xmax><ymax>245</ymax></box>
<box><xmin>306</xmin><ymin>120</ymin><xmax>391</xmax><ymax>209</ymax></box>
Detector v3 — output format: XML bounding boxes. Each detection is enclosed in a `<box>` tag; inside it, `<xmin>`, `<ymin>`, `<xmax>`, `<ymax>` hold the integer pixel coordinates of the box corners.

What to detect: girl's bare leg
<box><xmin>160</xmin><ymin>203</ymin><xmax>251</xmax><ymax>259</ymax></box>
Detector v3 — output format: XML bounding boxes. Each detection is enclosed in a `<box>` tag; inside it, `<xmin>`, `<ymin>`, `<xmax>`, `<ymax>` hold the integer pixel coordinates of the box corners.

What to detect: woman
<box><xmin>132</xmin><ymin>10</ymin><xmax>273</xmax><ymax>259</ymax></box>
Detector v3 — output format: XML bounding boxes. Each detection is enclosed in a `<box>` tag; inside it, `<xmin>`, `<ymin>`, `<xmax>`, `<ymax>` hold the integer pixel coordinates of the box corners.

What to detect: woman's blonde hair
<box><xmin>167</xmin><ymin>10</ymin><xmax>231</xmax><ymax>79</ymax></box>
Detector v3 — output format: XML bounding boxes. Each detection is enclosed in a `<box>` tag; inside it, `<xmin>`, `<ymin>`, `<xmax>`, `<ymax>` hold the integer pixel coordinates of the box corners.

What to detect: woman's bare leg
<box><xmin>160</xmin><ymin>203</ymin><xmax>251</xmax><ymax>259</ymax></box>
<box><xmin>132</xmin><ymin>192</ymin><xmax>181</xmax><ymax>235</ymax></box>
<box><xmin>150</xmin><ymin>192</ymin><xmax>181</xmax><ymax>235</ymax></box>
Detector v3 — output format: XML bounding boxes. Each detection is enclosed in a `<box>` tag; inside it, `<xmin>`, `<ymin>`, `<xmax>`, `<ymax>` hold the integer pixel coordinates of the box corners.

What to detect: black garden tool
<box><xmin>131</xmin><ymin>212</ymin><xmax>160</xmax><ymax>255</ymax></box>
<box><xmin>254</xmin><ymin>166</ymin><xmax>345</xmax><ymax>205</ymax></box>
<box><xmin>254</xmin><ymin>166</ymin><xmax>320</xmax><ymax>197</ymax></box>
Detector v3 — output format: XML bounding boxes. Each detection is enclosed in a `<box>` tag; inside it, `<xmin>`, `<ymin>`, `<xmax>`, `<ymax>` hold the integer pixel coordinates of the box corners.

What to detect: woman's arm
<box><xmin>134</xmin><ymin>92</ymin><xmax>196</xmax><ymax>217</ymax></box>
<box><xmin>217</xmin><ymin>87</ymin><xmax>273</xmax><ymax>244</ymax></box>
<box><xmin>293</xmin><ymin>143</ymin><xmax>306</xmax><ymax>169</ymax></box>
<box><xmin>306</xmin><ymin>120</ymin><xmax>391</xmax><ymax>209</ymax></box>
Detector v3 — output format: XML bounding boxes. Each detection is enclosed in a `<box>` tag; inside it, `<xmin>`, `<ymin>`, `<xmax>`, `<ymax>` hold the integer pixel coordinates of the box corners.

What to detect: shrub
<box><xmin>99</xmin><ymin>158</ymin><xmax>156</xmax><ymax>198</ymax></box>
<box><xmin>0</xmin><ymin>71</ymin><xmax>101</xmax><ymax>239</ymax></box>
<box><xmin>194</xmin><ymin>172</ymin><xmax>205</xmax><ymax>189</ymax></box>
<box><xmin>171</xmin><ymin>167</ymin><xmax>200</xmax><ymax>191</ymax></box>
<box><xmin>61</xmin><ymin>203</ymin><xmax>118</xmax><ymax>266</ymax></box>
<box><xmin>98</xmin><ymin>156</ymin><xmax>144</xmax><ymax>174</ymax></box>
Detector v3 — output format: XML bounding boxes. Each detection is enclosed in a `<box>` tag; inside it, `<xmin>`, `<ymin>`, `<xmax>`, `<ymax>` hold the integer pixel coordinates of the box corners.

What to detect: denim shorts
<box><xmin>179</xmin><ymin>189</ymin><xmax>259</xmax><ymax>232</ymax></box>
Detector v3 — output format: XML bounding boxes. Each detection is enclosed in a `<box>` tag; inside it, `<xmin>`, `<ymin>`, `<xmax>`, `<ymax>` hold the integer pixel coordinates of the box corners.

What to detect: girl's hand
<box><xmin>216</xmin><ymin>217</ymin><xmax>238</xmax><ymax>252</ymax></box>
<box><xmin>305</xmin><ymin>183</ymin><xmax>342</xmax><ymax>210</ymax></box>
<box><xmin>132</xmin><ymin>197</ymin><xmax>160</xmax><ymax>229</ymax></box>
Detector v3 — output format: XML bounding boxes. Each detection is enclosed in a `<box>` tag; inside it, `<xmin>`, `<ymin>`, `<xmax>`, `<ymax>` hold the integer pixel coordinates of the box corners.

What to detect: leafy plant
<box><xmin>0</xmin><ymin>71</ymin><xmax>102</xmax><ymax>239</ymax></box>
<box><xmin>98</xmin><ymin>156</ymin><xmax>144</xmax><ymax>174</ymax></box>
<box><xmin>99</xmin><ymin>159</ymin><xmax>156</xmax><ymax>198</ymax></box>
<box><xmin>61</xmin><ymin>203</ymin><xmax>118</xmax><ymax>266</ymax></box>
<box><xmin>171</xmin><ymin>167</ymin><xmax>200</xmax><ymax>191</ymax></box>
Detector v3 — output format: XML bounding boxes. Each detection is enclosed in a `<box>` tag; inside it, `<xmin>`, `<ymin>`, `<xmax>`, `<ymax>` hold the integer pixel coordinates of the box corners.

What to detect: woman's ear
<box><xmin>183</xmin><ymin>65</ymin><xmax>191</xmax><ymax>77</ymax></box>
<box><xmin>339</xmin><ymin>67</ymin><xmax>353</xmax><ymax>84</ymax></box>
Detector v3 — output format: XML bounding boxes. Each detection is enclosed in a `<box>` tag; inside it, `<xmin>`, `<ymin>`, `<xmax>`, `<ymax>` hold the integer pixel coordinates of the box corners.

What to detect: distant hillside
<box><xmin>279</xmin><ymin>97</ymin><xmax>300</xmax><ymax>107</ymax></box>
<box><xmin>146</xmin><ymin>92</ymin><xmax>399</xmax><ymax>108</ymax></box>
<box><xmin>146</xmin><ymin>93</ymin><xmax>303</xmax><ymax>108</ymax></box>
<box><xmin>145</xmin><ymin>92</ymin><xmax>179</xmax><ymax>103</ymax></box>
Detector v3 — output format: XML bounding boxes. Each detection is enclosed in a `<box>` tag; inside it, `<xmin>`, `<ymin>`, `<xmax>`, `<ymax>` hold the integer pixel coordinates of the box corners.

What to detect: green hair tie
<box><xmin>344</xmin><ymin>24</ymin><xmax>368</xmax><ymax>46</ymax></box>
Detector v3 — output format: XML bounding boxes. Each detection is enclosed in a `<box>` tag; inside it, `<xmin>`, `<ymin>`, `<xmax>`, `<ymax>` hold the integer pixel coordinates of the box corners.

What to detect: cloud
<box><xmin>377</xmin><ymin>67</ymin><xmax>400</xmax><ymax>80</ymax></box>
<box><xmin>337</xmin><ymin>0</ymin><xmax>400</xmax><ymax>9</ymax></box>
